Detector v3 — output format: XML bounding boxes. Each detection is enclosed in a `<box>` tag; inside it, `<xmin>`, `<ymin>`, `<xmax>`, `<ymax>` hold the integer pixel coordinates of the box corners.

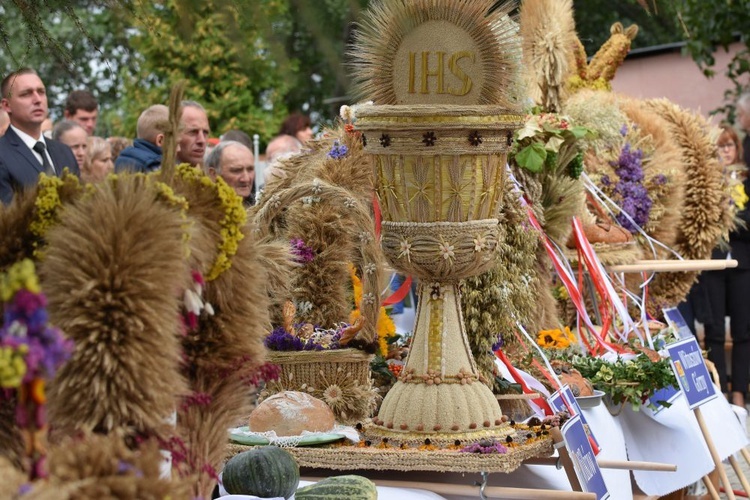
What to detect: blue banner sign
<box><xmin>663</xmin><ymin>307</ymin><xmax>694</xmax><ymax>340</ymax></box>
<box><xmin>549</xmin><ymin>385</ymin><xmax>601</xmax><ymax>455</ymax></box>
<box><xmin>561</xmin><ymin>415</ymin><xmax>610</xmax><ymax>499</ymax></box>
<box><xmin>666</xmin><ymin>337</ymin><xmax>717</xmax><ymax>410</ymax></box>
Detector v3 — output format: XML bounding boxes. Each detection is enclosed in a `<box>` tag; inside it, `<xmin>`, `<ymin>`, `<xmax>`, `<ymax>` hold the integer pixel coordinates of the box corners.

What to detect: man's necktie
<box><xmin>32</xmin><ymin>141</ymin><xmax>56</xmax><ymax>176</ymax></box>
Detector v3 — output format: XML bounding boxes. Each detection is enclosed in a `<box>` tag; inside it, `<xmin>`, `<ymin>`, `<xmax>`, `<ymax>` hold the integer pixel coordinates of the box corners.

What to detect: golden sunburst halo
<box><xmin>348</xmin><ymin>0</ymin><xmax>524</xmax><ymax>109</ymax></box>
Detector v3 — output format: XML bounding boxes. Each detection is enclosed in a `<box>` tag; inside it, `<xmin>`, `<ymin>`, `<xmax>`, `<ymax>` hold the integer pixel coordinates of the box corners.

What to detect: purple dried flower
<box><xmin>601</xmin><ymin>175</ymin><xmax>611</xmax><ymax>186</ymax></box>
<box><xmin>609</xmin><ymin>141</ymin><xmax>652</xmax><ymax>233</ymax></box>
<box><xmin>492</xmin><ymin>335</ymin><xmax>504</xmax><ymax>351</ymax></box>
<box><xmin>653</xmin><ymin>174</ymin><xmax>667</xmax><ymax>185</ymax></box>
<box><xmin>265</xmin><ymin>326</ymin><xmax>306</xmax><ymax>351</ymax></box>
<box><xmin>327</xmin><ymin>141</ymin><xmax>349</xmax><ymax>159</ymax></box>
<box><xmin>290</xmin><ymin>238</ymin><xmax>315</xmax><ymax>264</ymax></box>
<box><xmin>460</xmin><ymin>439</ymin><xmax>508</xmax><ymax>454</ymax></box>
<box><xmin>620</xmin><ymin>124</ymin><xmax>628</xmax><ymax>136</ymax></box>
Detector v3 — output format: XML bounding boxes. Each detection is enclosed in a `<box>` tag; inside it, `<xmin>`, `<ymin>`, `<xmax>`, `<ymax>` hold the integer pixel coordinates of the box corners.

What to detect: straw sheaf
<box><xmin>0</xmin><ymin>398</ymin><xmax>23</xmax><ymax>470</ymax></box>
<box><xmin>0</xmin><ymin>190</ymin><xmax>38</xmax><ymax>271</ymax></box>
<box><xmin>619</xmin><ymin>96</ymin><xmax>685</xmax><ymax>248</ymax></box>
<box><xmin>27</xmin><ymin>434</ymin><xmax>190</xmax><ymax>499</ymax></box>
<box><xmin>519</xmin><ymin>0</ymin><xmax>577</xmax><ymax>112</ymax></box>
<box><xmin>0</xmin><ymin>172</ymin><xmax>83</xmax><ymax>271</ymax></box>
<box><xmin>463</xmin><ymin>186</ymin><xmax>542</xmax><ymax>387</ymax></box>
<box><xmin>252</xmin><ymin>132</ymin><xmax>383</xmax><ymax>345</ymax></box>
<box><xmin>644</xmin><ymin>99</ymin><xmax>728</xmax><ymax>310</ymax></box>
<box><xmin>183</xmin><ymin>222</ymin><xmax>273</xmax><ymax>373</ymax></box>
<box><xmin>178</xmin><ymin>373</ymin><xmax>248</xmax><ymax>499</ymax></box>
<box><xmin>42</xmin><ymin>177</ymin><xmax>189</xmax><ymax>438</ymax></box>
<box><xmin>349</xmin><ymin>0</ymin><xmax>523</xmax><ymax>108</ymax></box>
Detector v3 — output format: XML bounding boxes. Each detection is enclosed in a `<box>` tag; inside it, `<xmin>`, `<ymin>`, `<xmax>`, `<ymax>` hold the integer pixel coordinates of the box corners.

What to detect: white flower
<box><xmin>269</xmin><ymin>194</ymin><xmax>281</xmax><ymax>209</ymax></box>
<box><xmin>255</xmin><ymin>189</ymin><xmax>264</xmax><ymax>203</ymax></box>
<box><xmin>362</xmin><ymin>293</ymin><xmax>376</xmax><ymax>306</ymax></box>
<box><xmin>296</xmin><ymin>300</ymin><xmax>313</xmax><ymax>314</ymax></box>
<box><xmin>398</xmin><ymin>240</ymin><xmax>412</xmax><ymax>260</ymax></box>
<box><xmin>364</xmin><ymin>263</ymin><xmax>377</xmax><ymax>275</ymax></box>
<box><xmin>339</xmin><ymin>105</ymin><xmax>353</xmax><ymax>122</ymax></box>
<box><xmin>344</xmin><ymin>198</ymin><xmax>357</xmax><ymax>209</ymax></box>
<box><xmin>439</xmin><ymin>240</ymin><xmax>455</xmax><ymax>260</ymax></box>
<box><xmin>204</xmin><ymin>302</ymin><xmax>215</xmax><ymax>316</ymax></box>
<box><xmin>359</xmin><ymin>231</ymin><xmax>373</xmax><ymax>244</ymax></box>
<box><xmin>312</xmin><ymin>179</ymin><xmax>323</xmax><ymax>195</ymax></box>
<box><xmin>302</xmin><ymin>196</ymin><xmax>321</xmax><ymax>205</ymax></box>
<box><xmin>7</xmin><ymin>320</ymin><xmax>28</xmax><ymax>338</ymax></box>
<box><xmin>473</xmin><ymin>234</ymin><xmax>486</xmax><ymax>252</ymax></box>
<box><xmin>184</xmin><ymin>289</ymin><xmax>202</xmax><ymax>315</ymax></box>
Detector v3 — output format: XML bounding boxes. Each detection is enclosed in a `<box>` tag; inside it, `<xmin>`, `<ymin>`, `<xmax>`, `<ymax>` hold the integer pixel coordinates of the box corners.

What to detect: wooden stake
<box><xmin>702</xmin><ymin>474</ymin><xmax>720</xmax><ymax>500</ymax></box>
<box><xmin>524</xmin><ymin>456</ymin><xmax>676</xmax><ymax>472</ymax></box>
<box><xmin>729</xmin><ymin>455</ymin><xmax>750</xmax><ymax>497</ymax></box>
<box><xmin>694</xmin><ymin>407</ymin><xmax>736</xmax><ymax>500</ymax></box>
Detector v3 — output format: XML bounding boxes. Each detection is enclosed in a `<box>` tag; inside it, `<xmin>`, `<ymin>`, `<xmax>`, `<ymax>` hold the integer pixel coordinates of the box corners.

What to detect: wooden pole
<box><xmin>549</xmin><ymin>427</ymin><xmax>584</xmax><ymax>492</ymax></box>
<box><xmin>702</xmin><ymin>474</ymin><xmax>721</xmax><ymax>500</ymax></box>
<box><xmin>607</xmin><ymin>259</ymin><xmax>738</xmax><ymax>273</ymax></box>
<box><xmin>302</xmin><ymin>476</ymin><xmax>597</xmax><ymax>499</ymax></box>
<box><xmin>524</xmin><ymin>456</ymin><xmax>676</xmax><ymax>472</ymax></box>
<box><xmin>728</xmin><ymin>455</ymin><xmax>750</xmax><ymax>497</ymax></box>
<box><xmin>694</xmin><ymin>407</ymin><xmax>736</xmax><ymax>500</ymax></box>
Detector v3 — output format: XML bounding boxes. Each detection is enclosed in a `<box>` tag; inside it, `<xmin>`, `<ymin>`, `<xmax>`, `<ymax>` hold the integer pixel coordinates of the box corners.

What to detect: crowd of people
<box><xmin>0</xmin><ymin>67</ymin><xmax>313</xmax><ymax>206</ymax></box>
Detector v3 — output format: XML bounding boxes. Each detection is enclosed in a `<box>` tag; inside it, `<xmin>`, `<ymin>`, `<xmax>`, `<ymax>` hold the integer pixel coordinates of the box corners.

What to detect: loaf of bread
<box><xmin>249</xmin><ymin>391</ymin><xmax>336</xmax><ymax>436</ymax></box>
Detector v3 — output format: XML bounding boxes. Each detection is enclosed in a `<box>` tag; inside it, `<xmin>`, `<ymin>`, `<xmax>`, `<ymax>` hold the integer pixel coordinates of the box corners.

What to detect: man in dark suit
<box><xmin>0</xmin><ymin>68</ymin><xmax>79</xmax><ymax>205</ymax></box>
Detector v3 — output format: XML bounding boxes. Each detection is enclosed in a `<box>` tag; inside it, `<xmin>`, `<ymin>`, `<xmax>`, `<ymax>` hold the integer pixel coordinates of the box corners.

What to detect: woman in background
<box><xmin>81</xmin><ymin>136</ymin><xmax>114</xmax><ymax>183</ymax></box>
<box><xmin>701</xmin><ymin>124</ymin><xmax>750</xmax><ymax>406</ymax></box>
<box><xmin>52</xmin><ymin>120</ymin><xmax>88</xmax><ymax>170</ymax></box>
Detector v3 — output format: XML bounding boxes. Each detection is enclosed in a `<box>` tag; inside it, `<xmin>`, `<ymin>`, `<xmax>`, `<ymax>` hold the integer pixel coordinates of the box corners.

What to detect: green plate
<box><xmin>229</xmin><ymin>426</ymin><xmax>346</xmax><ymax>446</ymax></box>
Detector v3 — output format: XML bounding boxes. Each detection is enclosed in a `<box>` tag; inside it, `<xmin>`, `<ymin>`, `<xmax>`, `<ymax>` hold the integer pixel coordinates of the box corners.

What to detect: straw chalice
<box><xmin>357</xmin><ymin>105</ymin><xmax>523</xmax><ymax>443</ymax></box>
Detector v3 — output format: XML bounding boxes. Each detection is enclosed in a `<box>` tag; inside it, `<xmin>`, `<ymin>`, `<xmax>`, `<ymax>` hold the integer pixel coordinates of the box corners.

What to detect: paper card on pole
<box><xmin>561</xmin><ymin>414</ymin><xmax>610</xmax><ymax>500</ymax></box>
<box><xmin>662</xmin><ymin>307</ymin><xmax>694</xmax><ymax>340</ymax></box>
<box><xmin>666</xmin><ymin>337</ymin><xmax>718</xmax><ymax>410</ymax></box>
<box><xmin>549</xmin><ymin>385</ymin><xmax>601</xmax><ymax>455</ymax></box>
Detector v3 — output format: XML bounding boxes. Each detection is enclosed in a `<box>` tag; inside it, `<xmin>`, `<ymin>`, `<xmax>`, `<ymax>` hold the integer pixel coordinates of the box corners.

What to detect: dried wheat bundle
<box><xmin>645</xmin><ymin>99</ymin><xmax>729</xmax><ymax>310</ymax></box>
<box><xmin>349</xmin><ymin>0</ymin><xmax>523</xmax><ymax>108</ymax></box>
<box><xmin>177</xmin><ymin>372</ymin><xmax>248</xmax><ymax>499</ymax></box>
<box><xmin>42</xmin><ymin>175</ymin><xmax>190</xmax><ymax>439</ymax></box>
<box><xmin>463</xmin><ymin>184</ymin><xmax>542</xmax><ymax>387</ymax></box>
<box><xmin>0</xmin><ymin>172</ymin><xmax>83</xmax><ymax>272</ymax></box>
<box><xmin>27</xmin><ymin>434</ymin><xmax>190</xmax><ymax>499</ymax></box>
<box><xmin>519</xmin><ymin>0</ymin><xmax>577</xmax><ymax>112</ymax></box>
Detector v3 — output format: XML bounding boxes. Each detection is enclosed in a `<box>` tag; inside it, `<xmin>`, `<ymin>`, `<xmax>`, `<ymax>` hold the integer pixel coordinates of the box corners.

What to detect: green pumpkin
<box><xmin>295</xmin><ymin>475</ymin><xmax>378</xmax><ymax>499</ymax></box>
<box><xmin>222</xmin><ymin>446</ymin><xmax>300</xmax><ymax>499</ymax></box>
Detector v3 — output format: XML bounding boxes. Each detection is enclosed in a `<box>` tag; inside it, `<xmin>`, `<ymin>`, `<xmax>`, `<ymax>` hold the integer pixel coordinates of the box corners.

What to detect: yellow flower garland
<box><xmin>348</xmin><ymin>263</ymin><xmax>395</xmax><ymax>356</ymax></box>
<box><xmin>175</xmin><ymin>164</ymin><xmax>247</xmax><ymax>281</ymax></box>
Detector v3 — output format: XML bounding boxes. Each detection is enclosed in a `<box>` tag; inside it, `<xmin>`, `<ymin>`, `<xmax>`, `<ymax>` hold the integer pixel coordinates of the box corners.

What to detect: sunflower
<box><xmin>537</xmin><ymin>327</ymin><xmax>577</xmax><ymax>350</ymax></box>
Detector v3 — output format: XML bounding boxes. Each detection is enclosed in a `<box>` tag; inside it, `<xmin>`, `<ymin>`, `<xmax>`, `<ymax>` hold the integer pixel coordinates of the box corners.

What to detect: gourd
<box><xmin>221</xmin><ymin>446</ymin><xmax>300</xmax><ymax>499</ymax></box>
<box><xmin>295</xmin><ymin>475</ymin><xmax>377</xmax><ymax>499</ymax></box>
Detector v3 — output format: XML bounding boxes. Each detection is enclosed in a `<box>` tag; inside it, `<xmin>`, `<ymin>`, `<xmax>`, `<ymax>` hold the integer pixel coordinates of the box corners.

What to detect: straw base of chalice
<box><xmin>368</xmin><ymin>278</ymin><xmax>511</xmax><ymax>447</ymax></box>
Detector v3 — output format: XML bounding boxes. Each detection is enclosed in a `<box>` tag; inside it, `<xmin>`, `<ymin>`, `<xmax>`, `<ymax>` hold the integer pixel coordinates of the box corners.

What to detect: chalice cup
<box><xmin>357</xmin><ymin>105</ymin><xmax>523</xmax><ymax>443</ymax></box>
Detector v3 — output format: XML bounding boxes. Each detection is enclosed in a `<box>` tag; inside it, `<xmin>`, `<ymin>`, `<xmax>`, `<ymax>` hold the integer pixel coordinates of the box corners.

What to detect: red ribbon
<box><xmin>381</xmin><ymin>276</ymin><xmax>413</xmax><ymax>306</ymax></box>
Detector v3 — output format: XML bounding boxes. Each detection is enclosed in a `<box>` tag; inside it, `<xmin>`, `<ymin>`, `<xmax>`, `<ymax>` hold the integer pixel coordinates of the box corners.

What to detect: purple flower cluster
<box><xmin>290</xmin><ymin>238</ymin><xmax>315</xmax><ymax>264</ymax></box>
<box><xmin>2</xmin><ymin>289</ymin><xmax>73</xmax><ymax>383</ymax></box>
<box><xmin>460</xmin><ymin>439</ymin><xmax>508</xmax><ymax>454</ymax></box>
<box><xmin>610</xmin><ymin>143</ymin><xmax>652</xmax><ymax>233</ymax></box>
<box><xmin>327</xmin><ymin>141</ymin><xmax>349</xmax><ymax>159</ymax></box>
<box><xmin>264</xmin><ymin>326</ymin><xmax>328</xmax><ymax>351</ymax></box>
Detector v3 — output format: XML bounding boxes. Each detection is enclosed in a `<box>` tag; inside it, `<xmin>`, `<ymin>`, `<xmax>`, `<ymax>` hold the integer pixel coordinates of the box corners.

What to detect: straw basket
<box><xmin>356</xmin><ymin>105</ymin><xmax>523</xmax><ymax>441</ymax></box>
<box><xmin>264</xmin><ymin>349</ymin><xmax>376</xmax><ymax>425</ymax></box>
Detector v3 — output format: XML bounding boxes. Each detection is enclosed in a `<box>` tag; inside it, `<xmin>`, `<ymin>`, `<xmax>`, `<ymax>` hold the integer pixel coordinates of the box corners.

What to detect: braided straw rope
<box><xmin>227</xmin><ymin>437</ymin><xmax>553</xmax><ymax>473</ymax></box>
<box><xmin>381</xmin><ymin>219</ymin><xmax>498</xmax><ymax>281</ymax></box>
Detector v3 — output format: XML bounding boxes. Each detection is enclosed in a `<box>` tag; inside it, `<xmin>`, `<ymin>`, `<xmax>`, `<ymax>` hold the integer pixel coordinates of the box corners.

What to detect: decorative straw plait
<box><xmin>253</xmin><ymin>180</ymin><xmax>381</xmax><ymax>345</ymax></box>
<box><xmin>267</xmin><ymin>349</ymin><xmax>373</xmax><ymax>394</ymax></box>
<box><xmin>381</xmin><ymin>220</ymin><xmax>499</xmax><ymax>281</ymax></box>
<box><xmin>227</xmin><ymin>438</ymin><xmax>553</xmax><ymax>474</ymax></box>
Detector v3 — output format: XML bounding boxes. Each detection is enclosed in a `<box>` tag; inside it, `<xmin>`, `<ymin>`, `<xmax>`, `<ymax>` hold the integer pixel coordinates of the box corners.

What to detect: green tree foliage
<box><xmin>115</xmin><ymin>0</ymin><xmax>294</xmax><ymax>140</ymax></box>
<box><xmin>572</xmin><ymin>0</ymin><xmax>681</xmax><ymax>56</ymax></box>
<box><xmin>0</xmin><ymin>0</ymin><xmax>134</xmax><ymax>128</ymax></box>
<box><xmin>675</xmin><ymin>0</ymin><xmax>750</xmax><ymax>120</ymax></box>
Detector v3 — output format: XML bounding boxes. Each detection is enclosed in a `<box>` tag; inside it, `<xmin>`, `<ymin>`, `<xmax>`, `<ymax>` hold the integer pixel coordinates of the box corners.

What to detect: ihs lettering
<box><xmin>408</xmin><ymin>51</ymin><xmax>475</xmax><ymax>96</ymax></box>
